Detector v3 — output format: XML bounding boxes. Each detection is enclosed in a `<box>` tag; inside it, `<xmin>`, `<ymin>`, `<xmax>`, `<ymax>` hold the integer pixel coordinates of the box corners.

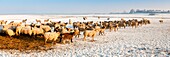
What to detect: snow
<box><xmin>0</xmin><ymin>14</ymin><xmax>170</xmax><ymax>57</ymax></box>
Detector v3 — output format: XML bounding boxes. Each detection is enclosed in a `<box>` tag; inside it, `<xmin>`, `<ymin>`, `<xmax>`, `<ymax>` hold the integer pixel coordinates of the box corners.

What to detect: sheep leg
<box><xmin>16</xmin><ymin>32</ymin><xmax>19</xmax><ymax>36</ymax></box>
<box><xmin>44</xmin><ymin>39</ymin><xmax>47</xmax><ymax>45</ymax></box>
<box><xmin>58</xmin><ymin>36</ymin><xmax>62</xmax><ymax>43</ymax></box>
<box><xmin>78</xmin><ymin>35</ymin><xmax>79</xmax><ymax>38</ymax></box>
<box><xmin>7</xmin><ymin>36</ymin><xmax>11</xmax><ymax>38</ymax></box>
<box><xmin>135</xmin><ymin>26</ymin><xmax>137</xmax><ymax>28</ymax></box>
<box><xmin>18</xmin><ymin>31</ymin><xmax>20</xmax><ymax>36</ymax></box>
<box><xmin>63</xmin><ymin>40</ymin><xmax>66</xmax><ymax>44</ymax></box>
<box><xmin>75</xmin><ymin>35</ymin><xmax>77</xmax><ymax>38</ymax></box>
<box><xmin>109</xmin><ymin>28</ymin><xmax>112</xmax><ymax>32</ymax></box>
<box><xmin>99</xmin><ymin>31</ymin><xmax>101</xmax><ymax>35</ymax></box>
<box><xmin>103</xmin><ymin>32</ymin><xmax>105</xmax><ymax>36</ymax></box>
<box><xmin>114</xmin><ymin>28</ymin><xmax>116</xmax><ymax>32</ymax></box>
<box><xmin>83</xmin><ymin>36</ymin><xmax>86</xmax><ymax>41</ymax></box>
<box><xmin>91</xmin><ymin>34</ymin><xmax>96</xmax><ymax>42</ymax></box>
<box><xmin>91</xmin><ymin>36</ymin><xmax>95</xmax><ymax>42</ymax></box>
<box><xmin>71</xmin><ymin>39</ymin><xmax>73</xmax><ymax>43</ymax></box>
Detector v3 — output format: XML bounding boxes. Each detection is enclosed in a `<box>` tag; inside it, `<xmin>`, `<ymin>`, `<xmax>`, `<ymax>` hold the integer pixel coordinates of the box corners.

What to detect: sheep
<box><xmin>0</xmin><ymin>25</ymin><xmax>15</xmax><ymax>37</ymax></box>
<box><xmin>118</xmin><ymin>21</ymin><xmax>126</xmax><ymax>28</ymax></box>
<box><xmin>94</xmin><ymin>26</ymin><xmax>101</xmax><ymax>32</ymax></box>
<box><xmin>83</xmin><ymin>29</ymin><xmax>97</xmax><ymax>42</ymax></box>
<box><xmin>2</xmin><ymin>25</ymin><xmax>11</xmax><ymax>29</ymax></box>
<box><xmin>109</xmin><ymin>23</ymin><xmax>118</xmax><ymax>32</ymax></box>
<box><xmin>142</xmin><ymin>18</ymin><xmax>150</xmax><ymax>25</ymax></box>
<box><xmin>54</xmin><ymin>23</ymin><xmax>61</xmax><ymax>28</ymax></box>
<box><xmin>74</xmin><ymin>28</ymin><xmax>80</xmax><ymax>38</ymax></box>
<box><xmin>36</xmin><ymin>19</ymin><xmax>41</xmax><ymax>23</ymax></box>
<box><xmin>138</xmin><ymin>20</ymin><xmax>144</xmax><ymax>26</ymax></box>
<box><xmin>125</xmin><ymin>20</ymin><xmax>132</xmax><ymax>26</ymax></box>
<box><xmin>44</xmin><ymin>32</ymin><xmax>60</xmax><ymax>44</ymax></box>
<box><xmin>44</xmin><ymin>19</ymin><xmax>50</xmax><ymax>22</ymax></box>
<box><xmin>73</xmin><ymin>22</ymin><xmax>79</xmax><ymax>29</ymax></box>
<box><xmin>1</xmin><ymin>21</ymin><xmax>7</xmax><ymax>25</ymax></box>
<box><xmin>83</xmin><ymin>17</ymin><xmax>87</xmax><ymax>20</ymax></box>
<box><xmin>130</xmin><ymin>20</ymin><xmax>138</xmax><ymax>28</ymax></box>
<box><xmin>40</xmin><ymin>25</ymin><xmax>51</xmax><ymax>32</ymax></box>
<box><xmin>78</xmin><ymin>23</ymin><xmax>86</xmax><ymax>31</ymax></box>
<box><xmin>0</xmin><ymin>26</ymin><xmax>9</xmax><ymax>35</ymax></box>
<box><xmin>22</xmin><ymin>19</ymin><xmax>27</xmax><ymax>23</ymax></box>
<box><xmin>10</xmin><ymin>22</ymin><xmax>22</xmax><ymax>26</ymax></box>
<box><xmin>99</xmin><ymin>26</ymin><xmax>106</xmax><ymax>35</ymax></box>
<box><xmin>21</xmin><ymin>26</ymin><xmax>32</xmax><ymax>36</ymax></box>
<box><xmin>98</xmin><ymin>16</ymin><xmax>100</xmax><ymax>19</ymax></box>
<box><xmin>32</xmin><ymin>27</ymin><xmax>44</xmax><ymax>38</ymax></box>
<box><xmin>15</xmin><ymin>26</ymin><xmax>23</xmax><ymax>36</ymax></box>
<box><xmin>62</xmin><ymin>32</ymin><xmax>75</xmax><ymax>44</ymax></box>
<box><xmin>5</xmin><ymin>29</ymin><xmax>15</xmax><ymax>37</ymax></box>
<box><xmin>61</xmin><ymin>27</ymin><xmax>70</xmax><ymax>34</ymax></box>
<box><xmin>69</xmin><ymin>19</ymin><xmax>72</xmax><ymax>24</ymax></box>
<box><xmin>147</xmin><ymin>20</ymin><xmax>151</xmax><ymax>24</ymax></box>
<box><xmin>159</xmin><ymin>20</ymin><xmax>163</xmax><ymax>23</ymax></box>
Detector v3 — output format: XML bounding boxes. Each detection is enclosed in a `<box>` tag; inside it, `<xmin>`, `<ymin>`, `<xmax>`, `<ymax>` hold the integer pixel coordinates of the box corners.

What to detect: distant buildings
<box><xmin>129</xmin><ymin>9</ymin><xmax>170</xmax><ymax>14</ymax></box>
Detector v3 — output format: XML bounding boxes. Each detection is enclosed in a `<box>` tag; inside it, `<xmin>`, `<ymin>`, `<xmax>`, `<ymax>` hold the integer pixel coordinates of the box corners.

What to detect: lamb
<box><xmin>83</xmin><ymin>29</ymin><xmax>97</xmax><ymax>42</ymax></box>
<box><xmin>44</xmin><ymin>32</ymin><xmax>60</xmax><ymax>44</ymax></box>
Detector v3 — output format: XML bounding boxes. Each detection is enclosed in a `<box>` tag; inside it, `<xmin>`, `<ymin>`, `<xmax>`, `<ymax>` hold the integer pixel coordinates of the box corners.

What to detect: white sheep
<box><xmin>21</xmin><ymin>26</ymin><xmax>32</xmax><ymax>36</ymax></box>
<box><xmin>44</xmin><ymin>32</ymin><xmax>60</xmax><ymax>44</ymax></box>
<box><xmin>5</xmin><ymin>29</ymin><xmax>15</xmax><ymax>37</ymax></box>
<box><xmin>15</xmin><ymin>26</ymin><xmax>23</xmax><ymax>36</ymax></box>
<box><xmin>32</xmin><ymin>27</ymin><xmax>44</xmax><ymax>37</ymax></box>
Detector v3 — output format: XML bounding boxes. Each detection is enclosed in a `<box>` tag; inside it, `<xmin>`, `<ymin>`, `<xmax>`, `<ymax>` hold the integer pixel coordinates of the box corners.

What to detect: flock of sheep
<box><xmin>0</xmin><ymin>18</ymin><xmax>151</xmax><ymax>45</ymax></box>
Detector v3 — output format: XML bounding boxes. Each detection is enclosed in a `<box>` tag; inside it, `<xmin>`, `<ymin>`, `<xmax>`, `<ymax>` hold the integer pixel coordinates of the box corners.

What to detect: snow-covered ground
<box><xmin>0</xmin><ymin>14</ymin><xmax>170</xmax><ymax>57</ymax></box>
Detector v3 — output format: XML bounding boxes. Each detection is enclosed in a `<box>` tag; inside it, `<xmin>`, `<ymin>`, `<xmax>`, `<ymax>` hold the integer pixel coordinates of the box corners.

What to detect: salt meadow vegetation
<box><xmin>0</xmin><ymin>15</ymin><xmax>170</xmax><ymax>56</ymax></box>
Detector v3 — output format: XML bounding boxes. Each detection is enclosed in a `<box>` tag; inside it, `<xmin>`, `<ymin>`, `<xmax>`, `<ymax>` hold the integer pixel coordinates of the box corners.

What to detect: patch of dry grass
<box><xmin>0</xmin><ymin>35</ymin><xmax>54</xmax><ymax>51</ymax></box>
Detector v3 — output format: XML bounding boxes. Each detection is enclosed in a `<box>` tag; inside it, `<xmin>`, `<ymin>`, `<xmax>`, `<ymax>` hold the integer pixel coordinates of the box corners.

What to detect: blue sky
<box><xmin>0</xmin><ymin>0</ymin><xmax>169</xmax><ymax>14</ymax></box>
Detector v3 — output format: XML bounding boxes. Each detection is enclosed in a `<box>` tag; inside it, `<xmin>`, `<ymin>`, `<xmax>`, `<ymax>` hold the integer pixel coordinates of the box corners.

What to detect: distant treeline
<box><xmin>129</xmin><ymin>9</ymin><xmax>170</xmax><ymax>13</ymax></box>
